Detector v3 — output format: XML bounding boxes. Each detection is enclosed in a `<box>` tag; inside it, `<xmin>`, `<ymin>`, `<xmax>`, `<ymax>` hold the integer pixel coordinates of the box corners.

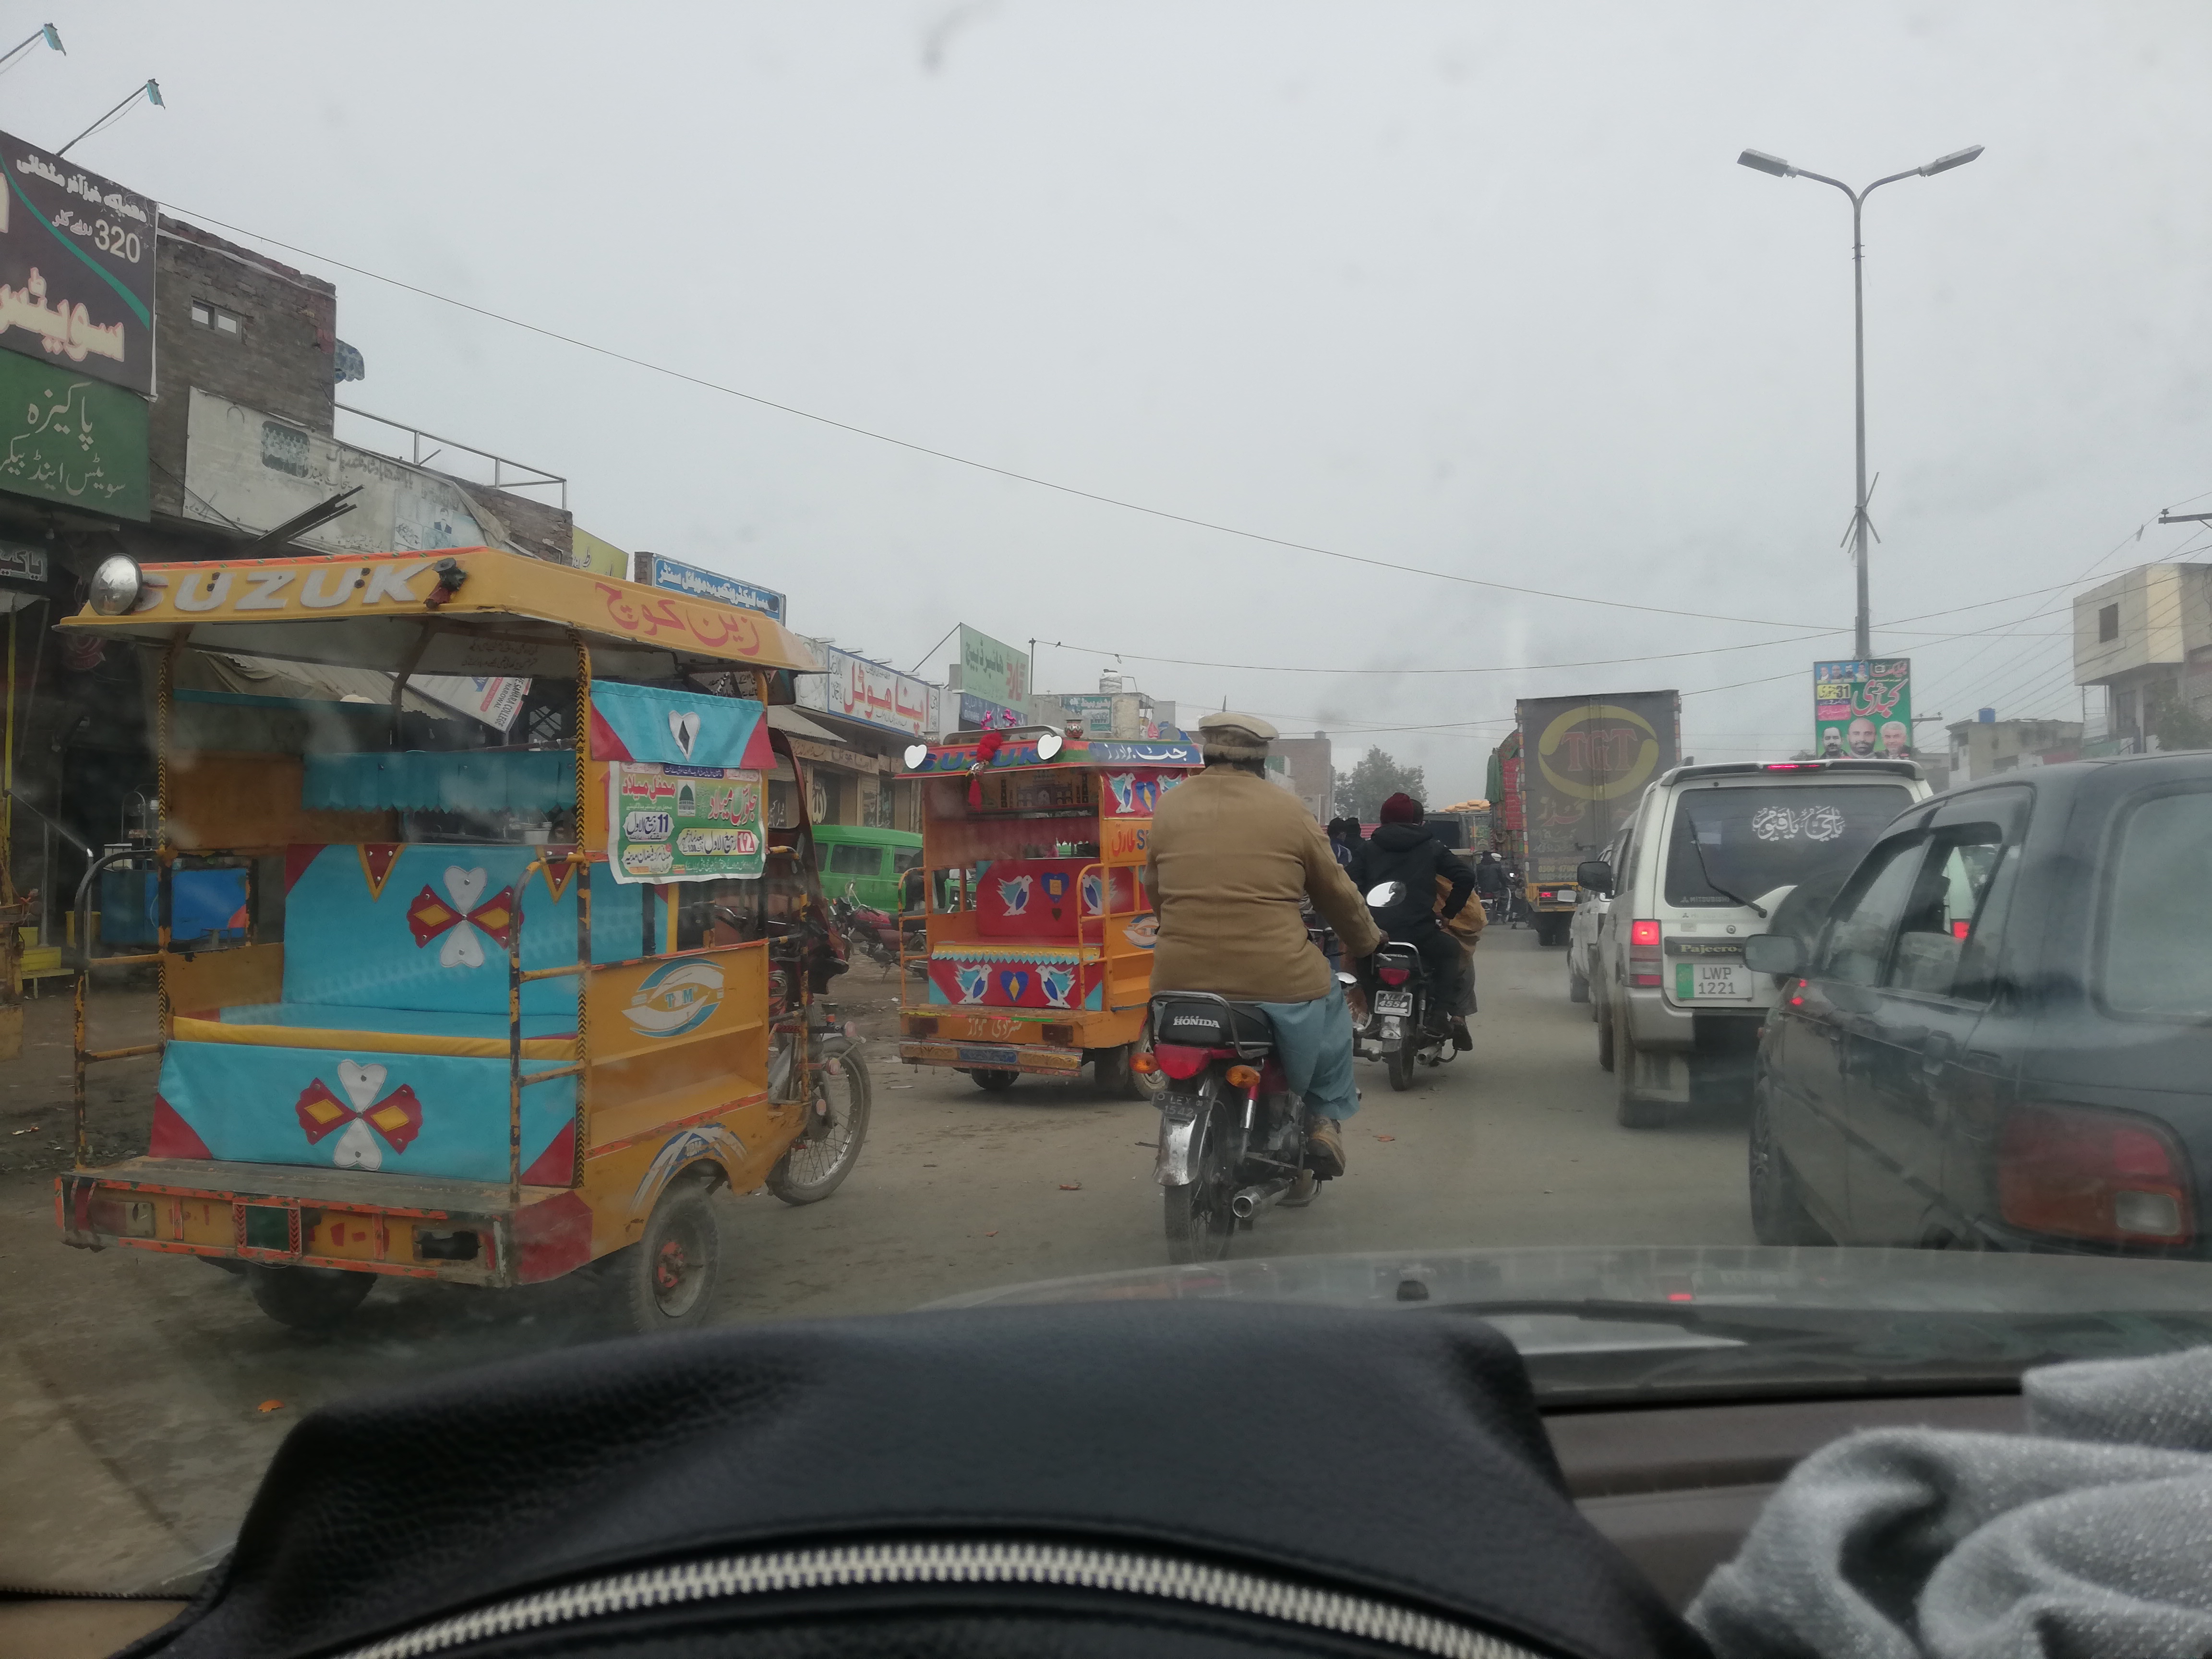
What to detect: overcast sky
<box><xmin>11</xmin><ymin>2</ymin><xmax>2211</xmax><ymax>798</ymax></box>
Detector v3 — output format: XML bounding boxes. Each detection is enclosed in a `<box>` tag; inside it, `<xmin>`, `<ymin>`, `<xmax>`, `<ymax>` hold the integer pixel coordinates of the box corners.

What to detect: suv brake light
<box><xmin>1629</xmin><ymin>919</ymin><xmax>1662</xmax><ymax>987</ymax></box>
<box><xmin>1763</xmin><ymin>761</ymin><xmax>1824</xmax><ymax>770</ymax></box>
<box><xmin>2000</xmin><ymin>1103</ymin><xmax>2194</xmax><ymax>1246</ymax></box>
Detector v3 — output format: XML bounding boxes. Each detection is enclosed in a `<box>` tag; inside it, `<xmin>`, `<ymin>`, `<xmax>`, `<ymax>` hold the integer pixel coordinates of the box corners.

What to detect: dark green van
<box><xmin>813</xmin><ymin>825</ymin><xmax>924</xmax><ymax>912</ymax></box>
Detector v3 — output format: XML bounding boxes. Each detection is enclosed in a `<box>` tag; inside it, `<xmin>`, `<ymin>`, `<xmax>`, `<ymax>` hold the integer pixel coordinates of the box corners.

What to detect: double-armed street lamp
<box><xmin>1738</xmin><ymin>144</ymin><xmax>1983</xmax><ymax>661</ymax></box>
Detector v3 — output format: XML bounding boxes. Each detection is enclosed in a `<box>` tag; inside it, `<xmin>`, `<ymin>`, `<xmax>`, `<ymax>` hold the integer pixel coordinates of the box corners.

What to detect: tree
<box><xmin>1336</xmin><ymin>746</ymin><xmax>1426</xmax><ymax>821</ymax></box>
<box><xmin>2150</xmin><ymin>695</ymin><xmax>2212</xmax><ymax>754</ymax></box>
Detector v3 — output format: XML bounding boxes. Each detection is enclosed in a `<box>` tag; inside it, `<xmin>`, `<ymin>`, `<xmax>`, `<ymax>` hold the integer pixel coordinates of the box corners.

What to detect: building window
<box><xmin>2099</xmin><ymin>602</ymin><xmax>2120</xmax><ymax>643</ymax></box>
<box><xmin>191</xmin><ymin>300</ymin><xmax>244</xmax><ymax>340</ymax></box>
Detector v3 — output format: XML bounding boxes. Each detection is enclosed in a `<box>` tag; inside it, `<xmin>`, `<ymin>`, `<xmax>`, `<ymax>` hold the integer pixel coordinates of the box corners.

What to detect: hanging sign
<box><xmin>607</xmin><ymin>763</ymin><xmax>766</xmax><ymax>883</ymax></box>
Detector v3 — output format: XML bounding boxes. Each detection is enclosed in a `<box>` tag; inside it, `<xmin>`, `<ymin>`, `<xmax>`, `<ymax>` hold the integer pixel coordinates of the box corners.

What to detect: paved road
<box><xmin>0</xmin><ymin>926</ymin><xmax>1751</xmax><ymax>1595</ymax></box>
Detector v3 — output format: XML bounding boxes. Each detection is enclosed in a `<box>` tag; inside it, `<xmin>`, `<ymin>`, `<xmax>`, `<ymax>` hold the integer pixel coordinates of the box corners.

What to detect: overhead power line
<box><xmin>169</xmin><ymin>201</ymin><xmax>1859</xmax><ymax>634</ymax></box>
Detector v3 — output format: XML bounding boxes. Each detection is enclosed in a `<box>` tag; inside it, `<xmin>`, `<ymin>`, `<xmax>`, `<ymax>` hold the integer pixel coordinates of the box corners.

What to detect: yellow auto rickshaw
<box><xmin>54</xmin><ymin>547</ymin><xmax>867</xmax><ymax>1332</ymax></box>
<box><xmin>894</xmin><ymin>727</ymin><xmax>1202</xmax><ymax>1096</ymax></box>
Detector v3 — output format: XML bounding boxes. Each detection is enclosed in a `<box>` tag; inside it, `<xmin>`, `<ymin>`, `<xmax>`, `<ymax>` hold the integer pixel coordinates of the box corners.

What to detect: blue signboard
<box><xmin>642</xmin><ymin>553</ymin><xmax>786</xmax><ymax>625</ymax></box>
<box><xmin>959</xmin><ymin>691</ymin><xmax>1021</xmax><ymax>731</ymax></box>
<box><xmin>1086</xmin><ymin>741</ymin><xmax>1200</xmax><ymax>765</ymax></box>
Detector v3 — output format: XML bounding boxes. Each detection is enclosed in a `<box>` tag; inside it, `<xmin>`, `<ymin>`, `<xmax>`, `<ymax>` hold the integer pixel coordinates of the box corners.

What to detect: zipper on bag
<box><xmin>335</xmin><ymin>1537</ymin><xmax>1547</xmax><ymax>1659</ymax></box>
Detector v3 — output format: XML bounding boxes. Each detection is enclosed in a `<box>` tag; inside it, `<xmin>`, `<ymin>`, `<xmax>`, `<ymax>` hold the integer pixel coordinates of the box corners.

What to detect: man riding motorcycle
<box><xmin>1146</xmin><ymin>712</ymin><xmax>1383</xmax><ymax>1181</ymax></box>
<box><xmin>1353</xmin><ymin>793</ymin><xmax>1478</xmax><ymax>1051</ymax></box>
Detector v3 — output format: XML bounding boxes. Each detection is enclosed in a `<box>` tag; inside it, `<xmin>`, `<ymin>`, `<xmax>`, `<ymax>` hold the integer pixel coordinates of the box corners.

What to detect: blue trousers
<box><xmin>1255</xmin><ymin>980</ymin><xmax>1359</xmax><ymax>1121</ymax></box>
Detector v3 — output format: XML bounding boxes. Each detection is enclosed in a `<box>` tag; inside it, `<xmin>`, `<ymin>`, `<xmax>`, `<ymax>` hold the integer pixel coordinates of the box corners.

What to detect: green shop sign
<box><xmin>606</xmin><ymin>763</ymin><xmax>767</xmax><ymax>884</ymax></box>
<box><xmin>0</xmin><ymin>350</ymin><xmax>148</xmax><ymax>520</ymax></box>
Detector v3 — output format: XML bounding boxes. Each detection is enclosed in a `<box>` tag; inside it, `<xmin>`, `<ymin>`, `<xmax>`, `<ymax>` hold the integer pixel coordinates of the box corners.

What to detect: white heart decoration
<box><xmin>444</xmin><ymin>866</ymin><xmax>488</xmax><ymax>914</ymax></box>
<box><xmin>331</xmin><ymin>1118</ymin><xmax>384</xmax><ymax>1171</ymax></box>
<box><xmin>441</xmin><ymin>926</ymin><xmax>487</xmax><ymax>970</ymax></box>
<box><xmin>903</xmin><ymin>744</ymin><xmax>929</xmax><ymax>769</ymax></box>
<box><xmin>668</xmin><ymin>709</ymin><xmax>701</xmax><ymax>758</ymax></box>
<box><xmin>337</xmin><ymin>1059</ymin><xmax>388</xmax><ymax>1111</ymax></box>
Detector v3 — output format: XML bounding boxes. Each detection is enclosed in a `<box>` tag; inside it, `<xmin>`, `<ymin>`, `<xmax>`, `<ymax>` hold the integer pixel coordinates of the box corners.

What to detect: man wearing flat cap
<box><xmin>1145</xmin><ymin>711</ymin><xmax>1383</xmax><ymax>1180</ymax></box>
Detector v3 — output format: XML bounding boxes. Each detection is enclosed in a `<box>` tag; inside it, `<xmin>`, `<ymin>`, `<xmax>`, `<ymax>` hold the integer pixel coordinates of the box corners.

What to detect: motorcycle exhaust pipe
<box><xmin>1230</xmin><ymin>1175</ymin><xmax>1297</xmax><ymax>1220</ymax></box>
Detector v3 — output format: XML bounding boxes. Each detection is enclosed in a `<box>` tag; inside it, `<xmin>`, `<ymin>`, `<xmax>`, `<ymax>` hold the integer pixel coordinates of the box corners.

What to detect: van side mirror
<box><xmin>1744</xmin><ymin>933</ymin><xmax>1805</xmax><ymax>976</ymax></box>
<box><xmin>1576</xmin><ymin>859</ymin><xmax>1613</xmax><ymax>896</ymax></box>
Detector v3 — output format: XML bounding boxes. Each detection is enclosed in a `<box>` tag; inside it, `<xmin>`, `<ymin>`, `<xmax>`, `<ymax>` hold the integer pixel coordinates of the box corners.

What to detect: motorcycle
<box><xmin>1146</xmin><ymin>988</ymin><xmax>1347</xmax><ymax>1263</ymax></box>
<box><xmin>1351</xmin><ymin>879</ymin><xmax>1455</xmax><ymax>1092</ymax></box>
<box><xmin>830</xmin><ymin>890</ymin><xmax>924</xmax><ymax>976</ymax></box>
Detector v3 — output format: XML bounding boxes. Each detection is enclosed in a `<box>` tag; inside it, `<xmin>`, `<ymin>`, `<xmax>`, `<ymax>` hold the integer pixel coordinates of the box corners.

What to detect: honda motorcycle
<box><xmin>1351</xmin><ymin>879</ymin><xmax>1455</xmax><ymax>1092</ymax></box>
<box><xmin>1144</xmin><ymin>990</ymin><xmax>1345</xmax><ymax>1263</ymax></box>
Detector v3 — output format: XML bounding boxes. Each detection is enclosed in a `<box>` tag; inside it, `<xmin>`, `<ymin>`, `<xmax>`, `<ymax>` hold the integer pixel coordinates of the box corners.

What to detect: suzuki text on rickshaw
<box><xmin>53</xmin><ymin>547</ymin><xmax>869</xmax><ymax>1333</ymax></box>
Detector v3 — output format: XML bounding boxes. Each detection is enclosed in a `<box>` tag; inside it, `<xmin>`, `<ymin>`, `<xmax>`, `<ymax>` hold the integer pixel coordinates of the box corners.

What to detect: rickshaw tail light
<box><xmin>1226</xmin><ymin>1065</ymin><xmax>1261</xmax><ymax>1090</ymax></box>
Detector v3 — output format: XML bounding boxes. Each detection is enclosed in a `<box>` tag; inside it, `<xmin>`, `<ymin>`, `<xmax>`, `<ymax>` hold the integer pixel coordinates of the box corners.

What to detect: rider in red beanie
<box><xmin>1378</xmin><ymin>793</ymin><xmax>1423</xmax><ymax>825</ymax></box>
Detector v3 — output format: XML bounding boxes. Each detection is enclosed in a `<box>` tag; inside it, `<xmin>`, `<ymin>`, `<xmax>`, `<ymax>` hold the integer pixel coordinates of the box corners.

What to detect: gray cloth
<box><xmin>1689</xmin><ymin>1345</ymin><xmax>2212</xmax><ymax>1659</ymax></box>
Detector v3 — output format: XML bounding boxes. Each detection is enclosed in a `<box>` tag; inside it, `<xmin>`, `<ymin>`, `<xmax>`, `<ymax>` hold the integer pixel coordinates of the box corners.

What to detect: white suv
<box><xmin>1588</xmin><ymin>759</ymin><xmax>1929</xmax><ymax>1128</ymax></box>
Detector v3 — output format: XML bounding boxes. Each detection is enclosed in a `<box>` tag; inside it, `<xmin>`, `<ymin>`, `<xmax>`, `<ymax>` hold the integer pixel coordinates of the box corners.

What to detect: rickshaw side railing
<box><xmin>70</xmin><ymin>842</ymin><xmax>274</xmax><ymax>1169</ymax></box>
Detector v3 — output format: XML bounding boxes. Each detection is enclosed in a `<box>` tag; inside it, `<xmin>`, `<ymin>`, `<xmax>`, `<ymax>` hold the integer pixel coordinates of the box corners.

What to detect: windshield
<box><xmin>1664</xmin><ymin>784</ymin><xmax>1912</xmax><ymax>907</ymax></box>
<box><xmin>4</xmin><ymin>4</ymin><xmax>2211</xmax><ymax>1617</ymax></box>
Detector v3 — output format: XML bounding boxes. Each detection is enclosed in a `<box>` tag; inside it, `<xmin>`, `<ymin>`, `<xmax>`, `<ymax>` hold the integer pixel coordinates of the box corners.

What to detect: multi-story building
<box><xmin>1945</xmin><ymin>713</ymin><xmax>2085</xmax><ymax>781</ymax></box>
<box><xmin>2073</xmin><ymin>563</ymin><xmax>2212</xmax><ymax>752</ymax></box>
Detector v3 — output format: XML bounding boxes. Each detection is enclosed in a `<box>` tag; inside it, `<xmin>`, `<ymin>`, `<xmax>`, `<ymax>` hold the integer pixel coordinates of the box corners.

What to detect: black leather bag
<box><xmin>125</xmin><ymin>1301</ymin><xmax>1709</xmax><ymax>1659</ymax></box>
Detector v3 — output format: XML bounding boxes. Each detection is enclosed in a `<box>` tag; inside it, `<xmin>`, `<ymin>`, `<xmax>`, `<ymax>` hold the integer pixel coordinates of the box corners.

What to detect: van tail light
<box><xmin>1629</xmin><ymin>919</ymin><xmax>1663</xmax><ymax>988</ymax></box>
<box><xmin>1377</xmin><ymin>965</ymin><xmax>1412</xmax><ymax>987</ymax></box>
<box><xmin>1154</xmin><ymin>1043</ymin><xmax>1232</xmax><ymax>1080</ymax></box>
<box><xmin>1999</xmin><ymin>1103</ymin><xmax>2194</xmax><ymax>1246</ymax></box>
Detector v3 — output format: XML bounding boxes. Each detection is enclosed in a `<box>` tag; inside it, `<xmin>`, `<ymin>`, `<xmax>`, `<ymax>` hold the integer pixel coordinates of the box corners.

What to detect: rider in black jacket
<box><xmin>1353</xmin><ymin>794</ymin><xmax>1478</xmax><ymax>1047</ymax></box>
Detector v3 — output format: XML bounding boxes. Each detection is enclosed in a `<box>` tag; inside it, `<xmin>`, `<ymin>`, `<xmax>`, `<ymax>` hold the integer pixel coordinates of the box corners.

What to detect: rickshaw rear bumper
<box><xmin>899</xmin><ymin>1040</ymin><xmax>1085</xmax><ymax>1076</ymax></box>
<box><xmin>54</xmin><ymin>1157</ymin><xmax>593</xmax><ymax>1288</ymax></box>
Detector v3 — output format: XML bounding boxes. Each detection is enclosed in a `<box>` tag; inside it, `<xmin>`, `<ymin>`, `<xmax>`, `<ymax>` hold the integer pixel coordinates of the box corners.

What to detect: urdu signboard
<box><xmin>638</xmin><ymin>552</ymin><xmax>786</xmax><ymax>625</ymax></box>
<box><xmin>1813</xmin><ymin>659</ymin><xmax>1914</xmax><ymax>758</ymax></box>
<box><xmin>0</xmin><ymin>349</ymin><xmax>148</xmax><ymax>520</ymax></box>
<box><xmin>958</xmin><ymin>625</ymin><xmax>1029</xmax><ymax>714</ymax></box>
<box><xmin>0</xmin><ymin>131</ymin><xmax>156</xmax><ymax>396</ymax></box>
<box><xmin>795</xmin><ymin>644</ymin><xmax>936</xmax><ymax>740</ymax></box>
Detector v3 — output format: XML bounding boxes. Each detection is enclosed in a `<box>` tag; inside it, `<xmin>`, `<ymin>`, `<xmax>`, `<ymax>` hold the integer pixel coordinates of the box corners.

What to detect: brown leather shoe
<box><xmin>1304</xmin><ymin>1116</ymin><xmax>1346</xmax><ymax>1179</ymax></box>
<box><xmin>1278</xmin><ymin>1169</ymin><xmax>1321</xmax><ymax>1208</ymax></box>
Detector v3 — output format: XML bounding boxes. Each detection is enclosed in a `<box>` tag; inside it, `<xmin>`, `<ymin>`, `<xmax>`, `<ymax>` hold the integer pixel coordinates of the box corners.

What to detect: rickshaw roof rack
<box><xmin>59</xmin><ymin>546</ymin><xmax>823</xmax><ymax>679</ymax></box>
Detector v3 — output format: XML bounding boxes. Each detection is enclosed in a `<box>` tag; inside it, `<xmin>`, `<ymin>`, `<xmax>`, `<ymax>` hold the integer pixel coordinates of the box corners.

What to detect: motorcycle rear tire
<box><xmin>1386</xmin><ymin>1041</ymin><xmax>1414</xmax><ymax>1092</ymax></box>
<box><xmin>1163</xmin><ymin>1113</ymin><xmax>1236</xmax><ymax>1264</ymax></box>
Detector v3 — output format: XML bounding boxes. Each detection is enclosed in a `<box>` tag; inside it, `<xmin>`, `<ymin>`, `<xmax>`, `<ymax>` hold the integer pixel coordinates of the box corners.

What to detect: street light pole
<box><xmin>1738</xmin><ymin>144</ymin><xmax>1984</xmax><ymax>661</ymax></box>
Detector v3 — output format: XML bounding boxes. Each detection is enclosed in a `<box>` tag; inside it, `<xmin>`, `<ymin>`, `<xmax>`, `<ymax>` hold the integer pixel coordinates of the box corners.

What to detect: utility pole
<box><xmin>1738</xmin><ymin>144</ymin><xmax>1984</xmax><ymax>659</ymax></box>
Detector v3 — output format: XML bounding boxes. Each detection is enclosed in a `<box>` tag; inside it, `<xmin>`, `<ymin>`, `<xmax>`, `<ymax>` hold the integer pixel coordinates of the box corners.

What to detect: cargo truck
<box><xmin>1510</xmin><ymin>692</ymin><xmax>1682</xmax><ymax>947</ymax></box>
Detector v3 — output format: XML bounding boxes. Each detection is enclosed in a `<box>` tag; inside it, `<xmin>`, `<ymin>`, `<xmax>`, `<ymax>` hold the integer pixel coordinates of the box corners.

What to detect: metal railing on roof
<box><xmin>334</xmin><ymin>403</ymin><xmax>567</xmax><ymax>510</ymax></box>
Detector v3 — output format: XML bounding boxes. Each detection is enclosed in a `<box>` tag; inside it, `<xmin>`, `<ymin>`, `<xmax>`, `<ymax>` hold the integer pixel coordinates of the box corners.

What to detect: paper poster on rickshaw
<box><xmin>607</xmin><ymin>763</ymin><xmax>766</xmax><ymax>882</ymax></box>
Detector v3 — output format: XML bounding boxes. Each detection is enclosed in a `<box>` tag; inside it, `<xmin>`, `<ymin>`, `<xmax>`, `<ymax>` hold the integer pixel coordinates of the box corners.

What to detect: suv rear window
<box><xmin>2102</xmin><ymin>789</ymin><xmax>2212</xmax><ymax>1019</ymax></box>
<box><xmin>1664</xmin><ymin>783</ymin><xmax>1911</xmax><ymax>909</ymax></box>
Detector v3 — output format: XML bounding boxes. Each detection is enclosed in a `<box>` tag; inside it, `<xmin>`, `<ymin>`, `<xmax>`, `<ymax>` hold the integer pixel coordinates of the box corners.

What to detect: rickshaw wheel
<box><xmin>245</xmin><ymin>1264</ymin><xmax>374</xmax><ymax>1334</ymax></box>
<box><xmin>612</xmin><ymin>1177</ymin><xmax>721</xmax><ymax>1334</ymax></box>
<box><xmin>1095</xmin><ymin>1036</ymin><xmax>1163</xmax><ymax>1102</ymax></box>
<box><xmin>971</xmin><ymin>1069</ymin><xmax>1019</xmax><ymax>1093</ymax></box>
<box><xmin>766</xmin><ymin>1054</ymin><xmax>873</xmax><ymax>1205</ymax></box>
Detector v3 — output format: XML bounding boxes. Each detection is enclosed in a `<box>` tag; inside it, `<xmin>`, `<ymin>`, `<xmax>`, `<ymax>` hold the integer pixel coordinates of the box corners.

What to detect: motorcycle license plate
<box><xmin>1373</xmin><ymin>990</ymin><xmax>1413</xmax><ymax>1016</ymax></box>
<box><xmin>1157</xmin><ymin>1091</ymin><xmax>1203</xmax><ymax>1123</ymax></box>
<box><xmin>1678</xmin><ymin>961</ymin><xmax>1749</xmax><ymax>1001</ymax></box>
